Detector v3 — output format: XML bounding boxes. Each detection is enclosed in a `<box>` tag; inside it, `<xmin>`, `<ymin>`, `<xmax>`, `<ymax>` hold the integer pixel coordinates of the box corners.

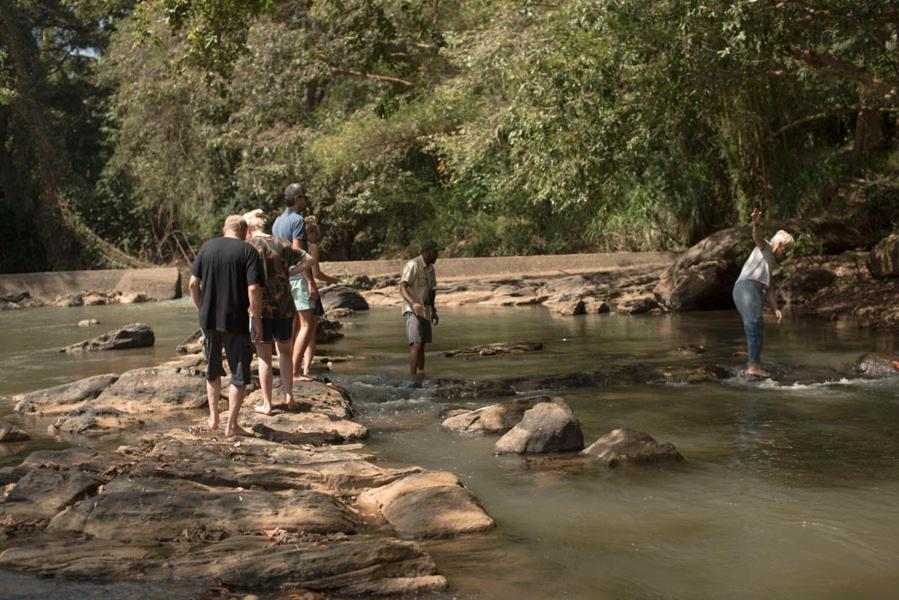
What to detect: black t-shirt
<box><xmin>190</xmin><ymin>236</ymin><xmax>264</xmax><ymax>333</ymax></box>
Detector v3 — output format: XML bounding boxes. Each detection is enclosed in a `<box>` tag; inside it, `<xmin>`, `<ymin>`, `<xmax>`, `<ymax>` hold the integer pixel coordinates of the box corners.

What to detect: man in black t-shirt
<box><xmin>189</xmin><ymin>215</ymin><xmax>265</xmax><ymax>437</ymax></box>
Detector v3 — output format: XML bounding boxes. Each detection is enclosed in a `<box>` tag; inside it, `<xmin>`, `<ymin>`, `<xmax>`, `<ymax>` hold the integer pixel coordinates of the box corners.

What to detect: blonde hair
<box><xmin>241</xmin><ymin>209</ymin><xmax>266</xmax><ymax>232</ymax></box>
<box><xmin>223</xmin><ymin>214</ymin><xmax>247</xmax><ymax>235</ymax></box>
<box><xmin>770</xmin><ymin>230</ymin><xmax>794</xmax><ymax>248</ymax></box>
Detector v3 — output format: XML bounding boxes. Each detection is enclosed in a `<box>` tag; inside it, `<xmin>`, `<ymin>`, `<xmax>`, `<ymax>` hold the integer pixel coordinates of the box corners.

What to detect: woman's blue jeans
<box><xmin>733</xmin><ymin>279</ymin><xmax>764</xmax><ymax>364</ymax></box>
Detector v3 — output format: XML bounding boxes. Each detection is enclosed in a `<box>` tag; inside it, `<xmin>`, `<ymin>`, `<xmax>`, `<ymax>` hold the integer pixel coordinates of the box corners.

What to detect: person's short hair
<box><xmin>771</xmin><ymin>230</ymin><xmax>794</xmax><ymax>248</ymax></box>
<box><xmin>284</xmin><ymin>183</ymin><xmax>307</xmax><ymax>206</ymax></box>
<box><xmin>420</xmin><ymin>239</ymin><xmax>440</xmax><ymax>252</ymax></box>
<box><xmin>241</xmin><ymin>209</ymin><xmax>266</xmax><ymax>231</ymax></box>
<box><xmin>223</xmin><ymin>214</ymin><xmax>248</xmax><ymax>235</ymax></box>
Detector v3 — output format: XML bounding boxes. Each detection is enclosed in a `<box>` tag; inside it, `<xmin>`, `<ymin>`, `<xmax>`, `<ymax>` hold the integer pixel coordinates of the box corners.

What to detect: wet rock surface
<box><xmin>444</xmin><ymin>341</ymin><xmax>544</xmax><ymax>358</ymax></box>
<box><xmin>359</xmin><ymin>471</ymin><xmax>495</xmax><ymax>539</ymax></box>
<box><xmin>441</xmin><ymin>396</ymin><xmax>551</xmax><ymax>434</ymax></box>
<box><xmin>60</xmin><ymin>323</ymin><xmax>155</xmax><ymax>353</ymax></box>
<box><xmin>321</xmin><ymin>285</ymin><xmax>370</xmax><ymax>312</ymax></box>
<box><xmin>0</xmin><ymin>422</ymin><xmax>29</xmax><ymax>443</ymax></box>
<box><xmin>13</xmin><ymin>374</ymin><xmax>119</xmax><ymax>415</ymax></box>
<box><xmin>581</xmin><ymin>429</ymin><xmax>684</xmax><ymax>467</ymax></box>
<box><xmin>852</xmin><ymin>352</ymin><xmax>899</xmax><ymax>377</ymax></box>
<box><xmin>494</xmin><ymin>399</ymin><xmax>585</xmax><ymax>455</ymax></box>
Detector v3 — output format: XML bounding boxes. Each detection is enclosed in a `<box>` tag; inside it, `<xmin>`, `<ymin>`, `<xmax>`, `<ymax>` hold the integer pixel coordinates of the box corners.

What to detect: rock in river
<box><xmin>852</xmin><ymin>352</ymin><xmax>899</xmax><ymax>377</ymax></box>
<box><xmin>581</xmin><ymin>428</ymin><xmax>684</xmax><ymax>467</ymax></box>
<box><xmin>494</xmin><ymin>399</ymin><xmax>584</xmax><ymax>455</ymax></box>
<box><xmin>441</xmin><ymin>396</ymin><xmax>551</xmax><ymax>434</ymax></box>
<box><xmin>444</xmin><ymin>342</ymin><xmax>544</xmax><ymax>358</ymax></box>
<box><xmin>13</xmin><ymin>373</ymin><xmax>118</xmax><ymax>415</ymax></box>
<box><xmin>320</xmin><ymin>284</ymin><xmax>369</xmax><ymax>312</ymax></box>
<box><xmin>0</xmin><ymin>422</ymin><xmax>29</xmax><ymax>443</ymax></box>
<box><xmin>60</xmin><ymin>323</ymin><xmax>155</xmax><ymax>353</ymax></box>
<box><xmin>358</xmin><ymin>471</ymin><xmax>495</xmax><ymax>539</ymax></box>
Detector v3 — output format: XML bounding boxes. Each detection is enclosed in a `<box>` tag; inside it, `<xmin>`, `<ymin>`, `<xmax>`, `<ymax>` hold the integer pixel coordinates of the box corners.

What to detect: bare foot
<box><xmin>294</xmin><ymin>374</ymin><xmax>314</xmax><ymax>382</ymax></box>
<box><xmin>746</xmin><ymin>367</ymin><xmax>770</xmax><ymax>378</ymax></box>
<box><xmin>225</xmin><ymin>425</ymin><xmax>253</xmax><ymax>438</ymax></box>
<box><xmin>208</xmin><ymin>416</ymin><xmax>219</xmax><ymax>430</ymax></box>
<box><xmin>254</xmin><ymin>403</ymin><xmax>272</xmax><ymax>416</ymax></box>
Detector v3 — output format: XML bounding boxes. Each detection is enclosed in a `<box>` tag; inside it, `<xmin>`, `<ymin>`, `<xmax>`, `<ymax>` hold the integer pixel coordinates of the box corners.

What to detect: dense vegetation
<box><xmin>1</xmin><ymin>0</ymin><xmax>897</xmax><ymax>270</ymax></box>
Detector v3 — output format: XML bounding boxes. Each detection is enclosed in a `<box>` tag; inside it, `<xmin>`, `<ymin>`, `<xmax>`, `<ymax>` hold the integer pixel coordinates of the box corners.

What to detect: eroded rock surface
<box><xmin>0</xmin><ymin>422</ymin><xmax>29</xmax><ymax>443</ymax></box>
<box><xmin>359</xmin><ymin>471</ymin><xmax>495</xmax><ymax>539</ymax></box>
<box><xmin>444</xmin><ymin>342</ymin><xmax>544</xmax><ymax>358</ymax></box>
<box><xmin>441</xmin><ymin>396</ymin><xmax>551</xmax><ymax>434</ymax></box>
<box><xmin>494</xmin><ymin>399</ymin><xmax>584</xmax><ymax>455</ymax></box>
<box><xmin>321</xmin><ymin>285</ymin><xmax>369</xmax><ymax>312</ymax></box>
<box><xmin>853</xmin><ymin>352</ymin><xmax>899</xmax><ymax>377</ymax></box>
<box><xmin>13</xmin><ymin>374</ymin><xmax>118</xmax><ymax>415</ymax></box>
<box><xmin>581</xmin><ymin>429</ymin><xmax>684</xmax><ymax>467</ymax></box>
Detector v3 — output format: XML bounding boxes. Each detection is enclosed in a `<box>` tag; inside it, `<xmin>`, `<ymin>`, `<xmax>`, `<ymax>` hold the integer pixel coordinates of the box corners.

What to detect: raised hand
<box><xmin>751</xmin><ymin>207</ymin><xmax>762</xmax><ymax>225</ymax></box>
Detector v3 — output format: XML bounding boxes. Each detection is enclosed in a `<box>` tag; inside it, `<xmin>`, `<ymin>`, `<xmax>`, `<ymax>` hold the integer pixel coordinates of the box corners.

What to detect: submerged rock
<box><xmin>60</xmin><ymin>323</ymin><xmax>155</xmax><ymax>353</ymax></box>
<box><xmin>581</xmin><ymin>429</ymin><xmax>683</xmax><ymax>467</ymax></box>
<box><xmin>441</xmin><ymin>396</ymin><xmax>551</xmax><ymax>434</ymax></box>
<box><xmin>494</xmin><ymin>399</ymin><xmax>584</xmax><ymax>455</ymax></box>
<box><xmin>852</xmin><ymin>352</ymin><xmax>899</xmax><ymax>377</ymax></box>
<box><xmin>320</xmin><ymin>285</ymin><xmax>369</xmax><ymax>312</ymax></box>
<box><xmin>358</xmin><ymin>471</ymin><xmax>495</xmax><ymax>539</ymax></box>
<box><xmin>444</xmin><ymin>342</ymin><xmax>544</xmax><ymax>358</ymax></box>
<box><xmin>77</xmin><ymin>319</ymin><xmax>100</xmax><ymax>327</ymax></box>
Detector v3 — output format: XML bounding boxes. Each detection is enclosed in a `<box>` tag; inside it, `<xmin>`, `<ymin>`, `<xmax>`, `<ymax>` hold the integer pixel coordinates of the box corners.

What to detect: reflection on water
<box><xmin>1</xmin><ymin>301</ymin><xmax>898</xmax><ymax>598</ymax></box>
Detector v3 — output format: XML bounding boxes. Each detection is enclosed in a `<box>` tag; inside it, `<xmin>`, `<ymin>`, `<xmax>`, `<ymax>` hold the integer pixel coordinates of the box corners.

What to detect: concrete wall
<box><xmin>0</xmin><ymin>268</ymin><xmax>181</xmax><ymax>301</ymax></box>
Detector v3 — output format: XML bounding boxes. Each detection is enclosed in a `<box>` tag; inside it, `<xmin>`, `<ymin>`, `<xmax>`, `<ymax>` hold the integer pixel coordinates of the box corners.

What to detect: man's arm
<box><xmin>427</xmin><ymin>289</ymin><xmax>438</xmax><ymax>325</ymax></box>
<box><xmin>751</xmin><ymin>207</ymin><xmax>766</xmax><ymax>251</ymax></box>
<box><xmin>188</xmin><ymin>275</ymin><xmax>202</xmax><ymax>310</ymax></box>
<box><xmin>399</xmin><ymin>282</ymin><xmax>424</xmax><ymax>317</ymax></box>
<box><xmin>288</xmin><ymin>249</ymin><xmax>316</xmax><ymax>276</ymax></box>
<box><xmin>767</xmin><ymin>285</ymin><xmax>783</xmax><ymax>324</ymax></box>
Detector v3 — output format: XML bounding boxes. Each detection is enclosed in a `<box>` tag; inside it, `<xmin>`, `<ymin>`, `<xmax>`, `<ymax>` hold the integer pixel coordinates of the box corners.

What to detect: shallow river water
<box><xmin>1</xmin><ymin>300</ymin><xmax>898</xmax><ymax>599</ymax></box>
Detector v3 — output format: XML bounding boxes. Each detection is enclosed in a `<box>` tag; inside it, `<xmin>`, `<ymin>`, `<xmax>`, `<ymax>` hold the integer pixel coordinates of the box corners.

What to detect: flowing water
<box><xmin>1</xmin><ymin>300</ymin><xmax>898</xmax><ymax>599</ymax></box>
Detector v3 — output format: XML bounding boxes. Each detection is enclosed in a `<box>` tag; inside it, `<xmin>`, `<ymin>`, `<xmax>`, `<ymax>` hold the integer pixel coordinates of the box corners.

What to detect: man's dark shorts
<box><xmin>203</xmin><ymin>329</ymin><xmax>253</xmax><ymax>386</ymax></box>
<box><xmin>404</xmin><ymin>311</ymin><xmax>432</xmax><ymax>345</ymax></box>
<box><xmin>251</xmin><ymin>317</ymin><xmax>292</xmax><ymax>344</ymax></box>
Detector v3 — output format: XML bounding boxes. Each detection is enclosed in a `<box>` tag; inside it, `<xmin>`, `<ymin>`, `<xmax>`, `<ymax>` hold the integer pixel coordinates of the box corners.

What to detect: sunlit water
<box><xmin>1</xmin><ymin>300</ymin><xmax>898</xmax><ymax>599</ymax></box>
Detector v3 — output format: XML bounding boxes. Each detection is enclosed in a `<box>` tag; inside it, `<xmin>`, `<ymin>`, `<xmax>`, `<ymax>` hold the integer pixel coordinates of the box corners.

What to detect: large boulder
<box><xmin>581</xmin><ymin>429</ymin><xmax>684</xmax><ymax>467</ymax></box>
<box><xmin>852</xmin><ymin>352</ymin><xmax>899</xmax><ymax>377</ymax></box>
<box><xmin>868</xmin><ymin>233</ymin><xmax>899</xmax><ymax>279</ymax></box>
<box><xmin>494</xmin><ymin>399</ymin><xmax>584</xmax><ymax>454</ymax></box>
<box><xmin>440</xmin><ymin>396</ymin><xmax>550</xmax><ymax>434</ymax></box>
<box><xmin>320</xmin><ymin>285</ymin><xmax>369</xmax><ymax>312</ymax></box>
<box><xmin>60</xmin><ymin>323</ymin><xmax>155</xmax><ymax>353</ymax></box>
<box><xmin>358</xmin><ymin>471</ymin><xmax>495</xmax><ymax>539</ymax></box>
<box><xmin>49</xmin><ymin>477</ymin><xmax>359</xmax><ymax>541</ymax></box>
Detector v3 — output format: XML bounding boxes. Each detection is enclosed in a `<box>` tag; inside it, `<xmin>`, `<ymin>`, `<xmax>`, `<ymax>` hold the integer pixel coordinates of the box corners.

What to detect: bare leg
<box><xmin>302</xmin><ymin>315</ymin><xmax>319</xmax><ymax>377</ymax></box>
<box><xmin>409</xmin><ymin>342</ymin><xmax>424</xmax><ymax>376</ymax></box>
<box><xmin>417</xmin><ymin>343</ymin><xmax>426</xmax><ymax>374</ymax></box>
<box><xmin>276</xmin><ymin>339</ymin><xmax>296</xmax><ymax>409</ymax></box>
<box><xmin>254</xmin><ymin>342</ymin><xmax>274</xmax><ymax>415</ymax></box>
<box><xmin>225</xmin><ymin>383</ymin><xmax>251</xmax><ymax>437</ymax></box>
<box><xmin>206</xmin><ymin>378</ymin><xmax>221</xmax><ymax>430</ymax></box>
<box><xmin>292</xmin><ymin>309</ymin><xmax>315</xmax><ymax>380</ymax></box>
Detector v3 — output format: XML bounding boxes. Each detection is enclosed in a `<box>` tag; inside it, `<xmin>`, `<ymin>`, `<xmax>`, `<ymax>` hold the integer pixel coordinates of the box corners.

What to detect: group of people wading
<box><xmin>188</xmin><ymin>182</ymin><xmax>439</xmax><ymax>437</ymax></box>
<box><xmin>189</xmin><ymin>184</ymin><xmax>788</xmax><ymax>437</ymax></box>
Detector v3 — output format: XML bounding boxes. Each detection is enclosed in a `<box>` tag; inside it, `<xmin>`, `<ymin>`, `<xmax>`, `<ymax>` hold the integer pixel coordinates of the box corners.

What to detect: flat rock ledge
<box><xmin>581</xmin><ymin>429</ymin><xmax>684</xmax><ymax>467</ymax></box>
<box><xmin>444</xmin><ymin>342</ymin><xmax>544</xmax><ymax>358</ymax></box>
<box><xmin>60</xmin><ymin>323</ymin><xmax>155</xmax><ymax>353</ymax></box>
<box><xmin>358</xmin><ymin>471</ymin><xmax>495</xmax><ymax>539</ymax></box>
<box><xmin>494</xmin><ymin>399</ymin><xmax>585</xmax><ymax>455</ymax></box>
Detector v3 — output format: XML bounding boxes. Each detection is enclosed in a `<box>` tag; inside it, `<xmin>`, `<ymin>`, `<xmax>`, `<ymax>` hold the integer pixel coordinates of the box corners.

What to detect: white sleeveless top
<box><xmin>737</xmin><ymin>242</ymin><xmax>775</xmax><ymax>287</ymax></box>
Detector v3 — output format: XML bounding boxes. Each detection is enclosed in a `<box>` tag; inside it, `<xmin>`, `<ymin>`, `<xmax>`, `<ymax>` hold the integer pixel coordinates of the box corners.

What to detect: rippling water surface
<box><xmin>1</xmin><ymin>300</ymin><xmax>898</xmax><ymax>599</ymax></box>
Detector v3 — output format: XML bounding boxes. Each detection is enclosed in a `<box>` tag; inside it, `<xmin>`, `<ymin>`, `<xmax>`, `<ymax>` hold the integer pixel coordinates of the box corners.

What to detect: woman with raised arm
<box><xmin>293</xmin><ymin>216</ymin><xmax>340</xmax><ymax>380</ymax></box>
<box><xmin>732</xmin><ymin>207</ymin><xmax>794</xmax><ymax>378</ymax></box>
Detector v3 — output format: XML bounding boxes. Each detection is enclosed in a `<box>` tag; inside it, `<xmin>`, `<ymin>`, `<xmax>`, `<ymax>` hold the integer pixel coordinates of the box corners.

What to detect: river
<box><xmin>1</xmin><ymin>300</ymin><xmax>898</xmax><ymax>598</ymax></box>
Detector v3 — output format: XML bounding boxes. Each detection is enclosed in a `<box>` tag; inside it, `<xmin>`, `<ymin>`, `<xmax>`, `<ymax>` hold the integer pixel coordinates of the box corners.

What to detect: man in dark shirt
<box><xmin>188</xmin><ymin>215</ymin><xmax>265</xmax><ymax>437</ymax></box>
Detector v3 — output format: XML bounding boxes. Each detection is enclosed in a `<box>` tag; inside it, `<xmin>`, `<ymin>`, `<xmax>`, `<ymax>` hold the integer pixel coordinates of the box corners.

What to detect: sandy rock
<box><xmin>13</xmin><ymin>374</ymin><xmax>119</xmax><ymax>415</ymax></box>
<box><xmin>616</xmin><ymin>293</ymin><xmax>659</xmax><ymax>314</ymax></box>
<box><xmin>321</xmin><ymin>285</ymin><xmax>369</xmax><ymax>311</ymax></box>
<box><xmin>584</xmin><ymin>298</ymin><xmax>611</xmax><ymax>314</ymax></box>
<box><xmin>358</xmin><ymin>472</ymin><xmax>495</xmax><ymax>539</ymax></box>
<box><xmin>242</xmin><ymin>410</ymin><xmax>368</xmax><ymax>442</ymax></box>
<box><xmin>494</xmin><ymin>399</ymin><xmax>584</xmax><ymax>455</ymax></box>
<box><xmin>0</xmin><ymin>422</ymin><xmax>29</xmax><ymax>443</ymax></box>
<box><xmin>0</xmin><ymin>291</ymin><xmax>44</xmax><ymax>310</ymax></box>
<box><xmin>60</xmin><ymin>323</ymin><xmax>155</xmax><ymax>353</ymax></box>
<box><xmin>868</xmin><ymin>233</ymin><xmax>899</xmax><ymax>279</ymax></box>
<box><xmin>0</xmin><ymin>539</ymin><xmax>164</xmax><ymax>580</ymax></box>
<box><xmin>132</xmin><ymin>432</ymin><xmax>418</xmax><ymax>492</ymax></box>
<box><xmin>581</xmin><ymin>428</ymin><xmax>684</xmax><ymax>467</ymax></box>
<box><xmin>77</xmin><ymin>319</ymin><xmax>100</xmax><ymax>327</ymax></box>
<box><xmin>0</xmin><ymin>468</ymin><xmax>102</xmax><ymax>522</ymax></box>
<box><xmin>94</xmin><ymin>366</ymin><xmax>207</xmax><ymax>412</ymax></box>
<box><xmin>119</xmin><ymin>292</ymin><xmax>149</xmax><ymax>304</ymax></box>
<box><xmin>441</xmin><ymin>396</ymin><xmax>551</xmax><ymax>434</ymax></box>
<box><xmin>175</xmin><ymin>329</ymin><xmax>203</xmax><ymax>354</ymax></box>
<box><xmin>49</xmin><ymin>406</ymin><xmax>134</xmax><ymax>436</ymax></box>
<box><xmin>19</xmin><ymin>447</ymin><xmax>130</xmax><ymax>478</ymax></box>
<box><xmin>444</xmin><ymin>342</ymin><xmax>544</xmax><ymax>358</ymax></box>
<box><xmin>164</xmin><ymin>535</ymin><xmax>447</xmax><ymax>594</ymax></box>
<box><xmin>852</xmin><ymin>352</ymin><xmax>899</xmax><ymax>376</ymax></box>
<box><xmin>245</xmin><ymin>380</ymin><xmax>354</xmax><ymax>419</ymax></box>
<box><xmin>49</xmin><ymin>477</ymin><xmax>359</xmax><ymax>541</ymax></box>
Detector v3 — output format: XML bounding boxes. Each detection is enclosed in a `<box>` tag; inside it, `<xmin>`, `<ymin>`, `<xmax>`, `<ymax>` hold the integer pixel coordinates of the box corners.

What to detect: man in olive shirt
<box><xmin>188</xmin><ymin>215</ymin><xmax>265</xmax><ymax>437</ymax></box>
<box><xmin>399</xmin><ymin>240</ymin><xmax>439</xmax><ymax>376</ymax></box>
